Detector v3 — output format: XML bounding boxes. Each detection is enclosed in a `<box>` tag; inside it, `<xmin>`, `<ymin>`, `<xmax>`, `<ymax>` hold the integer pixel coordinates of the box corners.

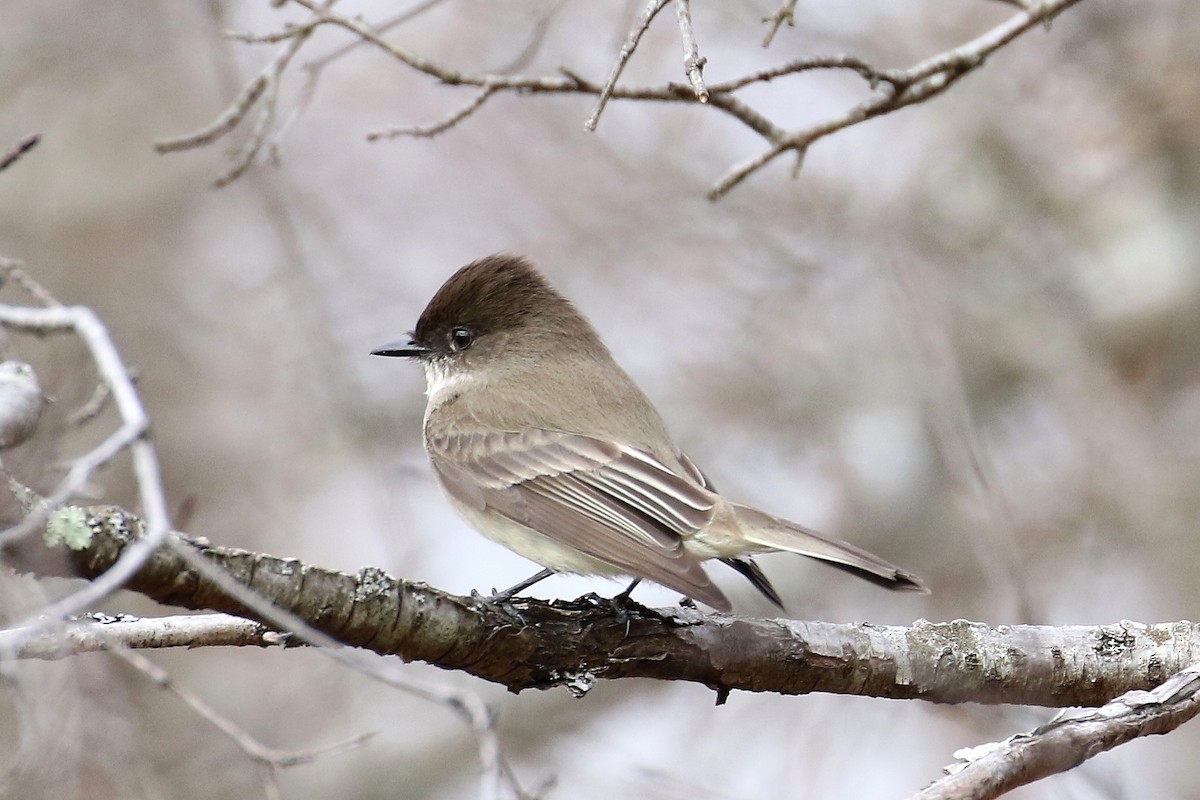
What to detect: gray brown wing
<box><xmin>428</xmin><ymin>428</ymin><xmax>730</xmax><ymax>610</ymax></box>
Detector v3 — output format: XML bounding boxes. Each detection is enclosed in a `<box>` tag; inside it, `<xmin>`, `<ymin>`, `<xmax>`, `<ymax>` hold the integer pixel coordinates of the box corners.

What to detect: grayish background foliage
<box><xmin>1</xmin><ymin>0</ymin><xmax>1198</xmax><ymax>797</ymax></box>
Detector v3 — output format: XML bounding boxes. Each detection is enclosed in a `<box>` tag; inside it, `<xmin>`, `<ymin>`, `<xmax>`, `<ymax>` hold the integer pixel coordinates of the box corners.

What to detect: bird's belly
<box><xmin>447</xmin><ymin>497</ymin><xmax>626</xmax><ymax>577</ymax></box>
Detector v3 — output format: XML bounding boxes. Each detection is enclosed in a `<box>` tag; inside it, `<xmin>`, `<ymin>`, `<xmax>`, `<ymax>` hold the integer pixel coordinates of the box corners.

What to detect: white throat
<box><xmin>423</xmin><ymin>360</ymin><xmax>483</xmax><ymax>405</ymax></box>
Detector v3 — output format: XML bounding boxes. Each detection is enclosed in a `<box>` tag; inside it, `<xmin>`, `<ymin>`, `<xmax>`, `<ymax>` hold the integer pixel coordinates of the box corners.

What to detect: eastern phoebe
<box><xmin>373</xmin><ymin>254</ymin><xmax>925</xmax><ymax>612</ymax></box>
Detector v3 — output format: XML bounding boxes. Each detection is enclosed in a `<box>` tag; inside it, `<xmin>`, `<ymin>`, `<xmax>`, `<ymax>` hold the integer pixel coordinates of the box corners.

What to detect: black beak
<box><xmin>371</xmin><ymin>339</ymin><xmax>429</xmax><ymax>358</ymax></box>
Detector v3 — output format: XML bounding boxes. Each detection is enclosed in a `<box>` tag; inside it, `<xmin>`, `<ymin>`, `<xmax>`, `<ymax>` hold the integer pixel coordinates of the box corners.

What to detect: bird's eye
<box><xmin>448</xmin><ymin>327</ymin><xmax>474</xmax><ymax>352</ymax></box>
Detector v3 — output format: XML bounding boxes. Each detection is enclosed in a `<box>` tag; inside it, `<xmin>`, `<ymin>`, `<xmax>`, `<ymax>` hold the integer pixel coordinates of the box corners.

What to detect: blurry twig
<box><xmin>0</xmin><ymin>258</ymin><xmax>172</xmax><ymax>638</ymax></box>
<box><xmin>0</xmin><ymin>134</ymin><xmax>40</xmax><ymax>173</ymax></box>
<box><xmin>65</xmin><ymin>372</ymin><xmax>124</xmax><ymax>427</ymax></box>
<box><xmin>117</xmin><ymin>648</ymin><xmax>376</xmax><ymax>800</ymax></box>
<box><xmin>1</xmin><ymin>613</ymin><xmax>287</xmax><ymax>659</ymax></box>
<box><xmin>161</xmin><ymin>0</ymin><xmax>1085</xmax><ymax>195</ymax></box>
<box><xmin>155</xmin><ymin>536</ymin><xmax>517</xmax><ymax>800</ymax></box>
<box><xmin>888</xmin><ymin>255</ymin><xmax>1038</xmax><ymax>623</ymax></box>
<box><xmin>155</xmin><ymin>10</ymin><xmax>318</xmax><ymax>187</ymax></box>
<box><xmin>0</xmin><ymin>259</ymin><xmax>522</xmax><ymax>800</ymax></box>
<box><xmin>0</xmin><ymin>259</ymin><xmax>62</xmax><ymax>308</ymax></box>
<box><xmin>585</xmin><ymin>0</ymin><xmax>670</xmax><ymax>131</ymax></box>
<box><xmin>761</xmin><ymin>0</ymin><xmax>799</xmax><ymax>47</ymax></box>
<box><xmin>912</xmin><ymin>664</ymin><xmax>1200</xmax><ymax>800</ymax></box>
<box><xmin>708</xmin><ymin>0</ymin><xmax>1085</xmax><ymax>198</ymax></box>
<box><xmin>675</xmin><ymin>0</ymin><xmax>708</xmax><ymax>103</ymax></box>
<box><xmin>368</xmin><ymin>87</ymin><xmax>499</xmax><ymax>140</ymax></box>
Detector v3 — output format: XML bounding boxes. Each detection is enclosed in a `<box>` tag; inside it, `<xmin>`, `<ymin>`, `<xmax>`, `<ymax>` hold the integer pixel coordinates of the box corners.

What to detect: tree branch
<box><xmin>157</xmin><ymin>1</ymin><xmax>1086</xmax><ymax>199</ymax></box>
<box><xmin>0</xmin><ymin>613</ymin><xmax>286</xmax><ymax>660</ymax></box>
<box><xmin>8</xmin><ymin>503</ymin><xmax>1198</xmax><ymax>705</ymax></box>
<box><xmin>911</xmin><ymin>663</ymin><xmax>1200</xmax><ymax>800</ymax></box>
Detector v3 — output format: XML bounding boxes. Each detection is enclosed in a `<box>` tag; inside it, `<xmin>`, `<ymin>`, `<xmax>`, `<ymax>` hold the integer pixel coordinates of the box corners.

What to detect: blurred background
<box><xmin>1</xmin><ymin>0</ymin><xmax>1198</xmax><ymax>797</ymax></box>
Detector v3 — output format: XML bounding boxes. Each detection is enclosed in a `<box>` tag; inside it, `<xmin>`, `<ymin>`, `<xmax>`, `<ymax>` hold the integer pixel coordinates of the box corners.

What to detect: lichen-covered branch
<box><xmin>911</xmin><ymin>664</ymin><xmax>1200</xmax><ymax>800</ymax></box>
<box><xmin>8</xmin><ymin>503</ymin><xmax>1197</xmax><ymax>705</ymax></box>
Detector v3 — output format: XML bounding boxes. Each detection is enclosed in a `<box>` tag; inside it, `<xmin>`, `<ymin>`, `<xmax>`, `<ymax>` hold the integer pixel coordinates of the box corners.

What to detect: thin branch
<box><xmin>0</xmin><ymin>134</ymin><xmax>40</xmax><ymax>173</ymax></box>
<box><xmin>0</xmin><ymin>263</ymin><xmax>520</xmax><ymax>800</ymax></box>
<box><xmin>708</xmin><ymin>0</ymin><xmax>1084</xmax><ymax>199</ymax></box>
<box><xmin>0</xmin><ymin>613</ymin><xmax>286</xmax><ymax>660</ymax></box>
<box><xmin>0</xmin><ymin>258</ymin><xmax>63</xmax><ymax>308</ymax></box>
<box><xmin>760</xmin><ymin>0</ymin><xmax>799</xmax><ymax>48</ymax></box>
<box><xmin>155</xmin><ymin>20</ymin><xmax>315</xmax><ymax>187</ymax></box>
<box><xmin>912</xmin><ymin>664</ymin><xmax>1200</xmax><ymax>800</ymax></box>
<box><xmin>584</xmin><ymin>0</ymin><xmax>671</xmax><ymax>131</ymax></box>
<box><xmin>299</xmin><ymin>0</ymin><xmax>451</xmax><ymax>74</ymax></box>
<box><xmin>66</xmin><ymin>377</ymin><xmax>117</xmax><ymax>428</ymax></box>
<box><xmin>166</xmin><ymin>1</ymin><xmax>1086</xmax><ymax>195</ymax></box>
<box><xmin>0</xmin><ymin>261</ymin><xmax>172</xmax><ymax>641</ymax></box>
<box><xmin>705</xmin><ymin>55</ymin><xmax>896</xmax><ymax>94</ymax></box>
<box><xmin>367</xmin><ymin>86</ymin><xmax>500</xmax><ymax>140</ymax></box>
<box><xmin>675</xmin><ymin>0</ymin><xmax>708</xmax><ymax>102</ymax></box>
<box><xmin>158</xmin><ymin>536</ymin><xmax>513</xmax><ymax>800</ymax></box>
<box><xmin>117</xmin><ymin>648</ymin><xmax>375</xmax><ymax>800</ymax></box>
<box><xmin>154</xmin><ymin>73</ymin><xmax>270</xmax><ymax>152</ymax></box>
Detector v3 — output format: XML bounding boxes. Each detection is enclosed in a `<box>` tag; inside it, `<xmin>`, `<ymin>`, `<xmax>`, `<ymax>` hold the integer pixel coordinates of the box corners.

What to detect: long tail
<box><xmin>732</xmin><ymin>504</ymin><xmax>927</xmax><ymax>592</ymax></box>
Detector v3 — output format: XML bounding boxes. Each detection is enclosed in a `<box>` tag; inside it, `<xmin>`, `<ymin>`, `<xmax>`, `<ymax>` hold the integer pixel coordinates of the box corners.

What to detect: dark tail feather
<box><xmin>721</xmin><ymin>556</ymin><xmax>785</xmax><ymax>609</ymax></box>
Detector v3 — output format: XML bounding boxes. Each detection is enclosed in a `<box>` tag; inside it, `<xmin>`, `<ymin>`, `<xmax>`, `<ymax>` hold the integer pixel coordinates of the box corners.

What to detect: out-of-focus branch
<box><xmin>675</xmin><ymin>0</ymin><xmax>708</xmax><ymax>103</ymax></box>
<box><xmin>154</xmin><ymin>12</ymin><xmax>316</xmax><ymax>187</ymax></box>
<box><xmin>9</xmin><ymin>503</ymin><xmax>1199</xmax><ymax>706</ymax></box>
<box><xmin>117</xmin><ymin>648</ymin><xmax>376</xmax><ymax>800</ymax></box>
<box><xmin>158</xmin><ymin>1</ymin><xmax>1085</xmax><ymax>198</ymax></box>
<box><xmin>0</xmin><ymin>262</ymin><xmax>519</xmax><ymax>800</ymax></box>
<box><xmin>0</xmin><ymin>134</ymin><xmax>40</xmax><ymax>173</ymax></box>
<box><xmin>760</xmin><ymin>0</ymin><xmax>799</xmax><ymax>48</ymax></box>
<box><xmin>585</xmin><ymin>0</ymin><xmax>670</xmax><ymax>131</ymax></box>
<box><xmin>708</xmin><ymin>0</ymin><xmax>1086</xmax><ymax>198</ymax></box>
<box><xmin>0</xmin><ymin>613</ymin><xmax>286</xmax><ymax>660</ymax></box>
<box><xmin>911</xmin><ymin>664</ymin><xmax>1200</xmax><ymax>800</ymax></box>
<box><xmin>0</xmin><ymin>258</ymin><xmax>172</xmax><ymax>637</ymax></box>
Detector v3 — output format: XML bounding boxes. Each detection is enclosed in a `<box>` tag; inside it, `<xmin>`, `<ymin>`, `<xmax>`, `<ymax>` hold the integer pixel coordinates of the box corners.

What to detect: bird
<box><xmin>372</xmin><ymin>254</ymin><xmax>926</xmax><ymax>612</ymax></box>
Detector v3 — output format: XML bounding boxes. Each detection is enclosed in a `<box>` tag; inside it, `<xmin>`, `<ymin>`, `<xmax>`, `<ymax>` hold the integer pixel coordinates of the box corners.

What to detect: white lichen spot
<box><xmin>562</xmin><ymin>671</ymin><xmax>596</xmax><ymax>698</ymax></box>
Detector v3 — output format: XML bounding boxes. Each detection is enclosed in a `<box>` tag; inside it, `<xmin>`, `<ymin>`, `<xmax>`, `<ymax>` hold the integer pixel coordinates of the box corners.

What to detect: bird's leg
<box><xmin>611</xmin><ymin>577</ymin><xmax>641</xmax><ymax>605</ymax></box>
<box><xmin>488</xmin><ymin>567</ymin><xmax>555</xmax><ymax>603</ymax></box>
<box><xmin>607</xmin><ymin>578</ymin><xmax>644</xmax><ymax>638</ymax></box>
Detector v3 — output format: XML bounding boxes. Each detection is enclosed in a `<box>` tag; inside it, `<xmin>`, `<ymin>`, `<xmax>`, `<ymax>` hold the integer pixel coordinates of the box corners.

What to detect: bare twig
<box><xmin>708</xmin><ymin>0</ymin><xmax>1084</xmax><ymax>199</ymax></box>
<box><xmin>0</xmin><ymin>260</ymin><xmax>519</xmax><ymax>800</ymax></box>
<box><xmin>0</xmin><ymin>260</ymin><xmax>172</xmax><ymax>636</ymax></box>
<box><xmin>66</xmin><ymin>378</ymin><xmax>116</xmax><ymax>427</ymax></box>
<box><xmin>705</xmin><ymin>55</ymin><xmax>896</xmax><ymax>94</ymax></box>
<box><xmin>675</xmin><ymin>0</ymin><xmax>708</xmax><ymax>102</ymax></box>
<box><xmin>155</xmin><ymin>537</ymin><xmax>514</xmax><ymax>800</ymax></box>
<box><xmin>585</xmin><ymin>0</ymin><xmax>671</xmax><ymax>131</ymax></box>
<box><xmin>761</xmin><ymin>0</ymin><xmax>799</xmax><ymax>47</ymax></box>
<box><xmin>0</xmin><ymin>613</ymin><xmax>286</xmax><ymax>660</ymax></box>
<box><xmin>154</xmin><ymin>73</ymin><xmax>270</xmax><ymax>152</ymax></box>
<box><xmin>167</xmin><ymin>2</ymin><xmax>1087</xmax><ymax>194</ymax></box>
<box><xmin>0</xmin><ymin>258</ymin><xmax>63</xmax><ymax>308</ymax></box>
<box><xmin>368</xmin><ymin>86</ymin><xmax>500</xmax><ymax>140</ymax></box>
<box><xmin>117</xmin><ymin>648</ymin><xmax>375</xmax><ymax>800</ymax></box>
<box><xmin>912</xmin><ymin>664</ymin><xmax>1200</xmax><ymax>800</ymax></box>
<box><xmin>156</xmin><ymin>20</ymin><xmax>315</xmax><ymax>187</ymax></box>
<box><xmin>0</xmin><ymin>134</ymin><xmax>40</xmax><ymax>173</ymax></box>
<box><xmin>300</xmin><ymin>0</ymin><xmax>450</xmax><ymax>74</ymax></box>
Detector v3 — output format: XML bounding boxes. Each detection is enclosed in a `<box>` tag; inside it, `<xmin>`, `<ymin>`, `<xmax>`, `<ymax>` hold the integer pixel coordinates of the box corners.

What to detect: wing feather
<box><xmin>427</xmin><ymin>428</ymin><xmax>729</xmax><ymax>609</ymax></box>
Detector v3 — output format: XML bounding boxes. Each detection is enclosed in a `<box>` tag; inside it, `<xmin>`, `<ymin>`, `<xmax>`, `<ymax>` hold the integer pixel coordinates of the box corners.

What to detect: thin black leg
<box><xmin>490</xmin><ymin>567</ymin><xmax>555</xmax><ymax>602</ymax></box>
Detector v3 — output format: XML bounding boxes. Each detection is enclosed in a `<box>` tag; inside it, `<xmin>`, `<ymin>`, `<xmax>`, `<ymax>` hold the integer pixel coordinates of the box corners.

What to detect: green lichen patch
<box><xmin>44</xmin><ymin>506</ymin><xmax>93</xmax><ymax>551</ymax></box>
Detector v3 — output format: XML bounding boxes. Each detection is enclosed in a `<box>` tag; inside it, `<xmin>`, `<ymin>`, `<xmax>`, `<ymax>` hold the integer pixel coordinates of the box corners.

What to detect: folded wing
<box><xmin>428</xmin><ymin>428</ymin><xmax>731</xmax><ymax>611</ymax></box>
